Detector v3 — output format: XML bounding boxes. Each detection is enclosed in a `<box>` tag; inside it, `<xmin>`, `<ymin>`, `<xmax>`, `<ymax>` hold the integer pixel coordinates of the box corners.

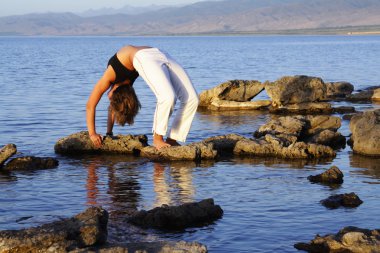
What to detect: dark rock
<box><xmin>4</xmin><ymin>156</ymin><xmax>59</xmax><ymax>171</ymax></box>
<box><xmin>307</xmin><ymin>166</ymin><xmax>344</xmax><ymax>184</ymax></box>
<box><xmin>309</xmin><ymin>130</ymin><xmax>346</xmax><ymax>149</ymax></box>
<box><xmin>326</xmin><ymin>81</ymin><xmax>354</xmax><ymax>98</ymax></box>
<box><xmin>347</xmin><ymin>90</ymin><xmax>374</xmax><ymax>101</ymax></box>
<box><xmin>0</xmin><ymin>144</ymin><xmax>17</xmax><ymax>167</ymax></box>
<box><xmin>342</xmin><ymin>113</ymin><xmax>357</xmax><ymax>121</ymax></box>
<box><xmin>199</xmin><ymin>80</ymin><xmax>265</xmax><ymax>106</ymax></box>
<box><xmin>321</xmin><ymin>192</ymin><xmax>363</xmax><ymax>209</ymax></box>
<box><xmin>333</xmin><ymin>106</ymin><xmax>356</xmax><ymax>114</ymax></box>
<box><xmin>265</xmin><ymin>75</ymin><xmax>327</xmax><ymax>107</ymax></box>
<box><xmin>349</xmin><ymin>109</ymin><xmax>380</xmax><ymax>156</ymax></box>
<box><xmin>294</xmin><ymin>226</ymin><xmax>380</xmax><ymax>253</ymax></box>
<box><xmin>55</xmin><ymin>131</ymin><xmax>148</xmax><ymax>155</ymax></box>
<box><xmin>128</xmin><ymin>198</ymin><xmax>223</xmax><ymax>229</ymax></box>
<box><xmin>0</xmin><ymin>207</ymin><xmax>108</xmax><ymax>252</ymax></box>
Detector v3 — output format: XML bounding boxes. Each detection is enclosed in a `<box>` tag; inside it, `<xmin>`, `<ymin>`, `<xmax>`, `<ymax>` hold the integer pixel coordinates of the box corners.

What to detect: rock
<box><xmin>372</xmin><ymin>88</ymin><xmax>380</xmax><ymax>101</ymax></box>
<box><xmin>347</xmin><ymin>90</ymin><xmax>374</xmax><ymax>101</ymax></box>
<box><xmin>326</xmin><ymin>81</ymin><xmax>354</xmax><ymax>98</ymax></box>
<box><xmin>294</xmin><ymin>226</ymin><xmax>380</xmax><ymax>253</ymax></box>
<box><xmin>0</xmin><ymin>144</ymin><xmax>17</xmax><ymax>167</ymax></box>
<box><xmin>73</xmin><ymin>241</ymin><xmax>208</xmax><ymax>253</ymax></box>
<box><xmin>55</xmin><ymin>131</ymin><xmax>148</xmax><ymax>155</ymax></box>
<box><xmin>321</xmin><ymin>192</ymin><xmax>363</xmax><ymax>209</ymax></box>
<box><xmin>265</xmin><ymin>75</ymin><xmax>327</xmax><ymax>106</ymax></box>
<box><xmin>3</xmin><ymin>156</ymin><xmax>59</xmax><ymax>171</ymax></box>
<box><xmin>304</xmin><ymin>115</ymin><xmax>342</xmax><ymax>135</ymax></box>
<box><xmin>128</xmin><ymin>198</ymin><xmax>223</xmax><ymax>229</ymax></box>
<box><xmin>0</xmin><ymin>207</ymin><xmax>108</xmax><ymax>252</ymax></box>
<box><xmin>349</xmin><ymin>109</ymin><xmax>380</xmax><ymax>156</ymax></box>
<box><xmin>307</xmin><ymin>166</ymin><xmax>344</xmax><ymax>184</ymax></box>
<box><xmin>255</xmin><ymin>116</ymin><xmax>305</xmax><ymax>140</ymax></box>
<box><xmin>269</xmin><ymin>102</ymin><xmax>333</xmax><ymax>114</ymax></box>
<box><xmin>333</xmin><ymin>106</ymin><xmax>356</xmax><ymax>114</ymax></box>
<box><xmin>343</xmin><ymin>113</ymin><xmax>357</xmax><ymax>121</ymax></box>
<box><xmin>199</xmin><ymin>80</ymin><xmax>264</xmax><ymax>106</ymax></box>
<box><xmin>141</xmin><ymin>142</ymin><xmax>217</xmax><ymax>161</ymax></box>
<box><xmin>203</xmin><ymin>134</ymin><xmax>246</xmax><ymax>155</ymax></box>
<box><xmin>309</xmin><ymin>130</ymin><xmax>346</xmax><ymax>149</ymax></box>
<box><xmin>208</xmin><ymin>99</ymin><xmax>271</xmax><ymax>110</ymax></box>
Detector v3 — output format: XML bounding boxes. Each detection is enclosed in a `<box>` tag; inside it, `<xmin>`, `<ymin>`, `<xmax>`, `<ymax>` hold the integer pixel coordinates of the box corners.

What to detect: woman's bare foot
<box><xmin>166</xmin><ymin>138</ymin><xmax>181</xmax><ymax>146</ymax></box>
<box><xmin>153</xmin><ymin>134</ymin><xmax>171</xmax><ymax>150</ymax></box>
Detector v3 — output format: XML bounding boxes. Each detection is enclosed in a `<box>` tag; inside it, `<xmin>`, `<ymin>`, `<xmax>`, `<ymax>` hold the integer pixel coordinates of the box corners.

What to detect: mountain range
<box><xmin>1</xmin><ymin>0</ymin><xmax>380</xmax><ymax>35</ymax></box>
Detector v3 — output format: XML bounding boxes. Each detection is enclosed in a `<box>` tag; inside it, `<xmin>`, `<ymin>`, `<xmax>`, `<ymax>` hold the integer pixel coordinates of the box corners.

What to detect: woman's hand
<box><xmin>90</xmin><ymin>133</ymin><xmax>103</xmax><ymax>148</ymax></box>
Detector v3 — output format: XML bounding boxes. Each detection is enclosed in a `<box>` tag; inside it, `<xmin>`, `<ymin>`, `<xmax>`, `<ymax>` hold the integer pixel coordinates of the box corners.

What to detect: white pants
<box><xmin>133</xmin><ymin>48</ymin><xmax>199</xmax><ymax>142</ymax></box>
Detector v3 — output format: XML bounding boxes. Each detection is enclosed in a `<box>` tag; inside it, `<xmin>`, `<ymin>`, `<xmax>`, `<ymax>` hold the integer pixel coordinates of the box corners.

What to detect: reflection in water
<box><xmin>232</xmin><ymin>156</ymin><xmax>334</xmax><ymax>169</ymax></box>
<box><xmin>0</xmin><ymin>171</ymin><xmax>18</xmax><ymax>184</ymax></box>
<box><xmin>83</xmin><ymin>155</ymin><xmax>144</xmax><ymax>216</ymax></box>
<box><xmin>153</xmin><ymin>162</ymin><xmax>197</xmax><ymax>206</ymax></box>
<box><xmin>350</xmin><ymin>153</ymin><xmax>380</xmax><ymax>180</ymax></box>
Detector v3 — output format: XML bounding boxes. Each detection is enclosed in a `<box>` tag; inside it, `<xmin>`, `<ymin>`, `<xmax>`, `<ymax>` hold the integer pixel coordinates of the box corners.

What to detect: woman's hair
<box><xmin>109</xmin><ymin>85</ymin><xmax>141</xmax><ymax>126</ymax></box>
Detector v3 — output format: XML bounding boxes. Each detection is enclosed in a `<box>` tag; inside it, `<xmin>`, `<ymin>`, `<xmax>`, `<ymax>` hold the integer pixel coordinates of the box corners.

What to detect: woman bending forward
<box><xmin>86</xmin><ymin>46</ymin><xmax>199</xmax><ymax>150</ymax></box>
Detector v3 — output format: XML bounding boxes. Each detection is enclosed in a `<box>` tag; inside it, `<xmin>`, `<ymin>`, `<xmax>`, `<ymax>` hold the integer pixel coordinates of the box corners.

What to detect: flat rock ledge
<box><xmin>349</xmin><ymin>109</ymin><xmax>380</xmax><ymax>156</ymax></box>
<box><xmin>71</xmin><ymin>241</ymin><xmax>208</xmax><ymax>253</ymax></box>
<box><xmin>199</xmin><ymin>79</ymin><xmax>270</xmax><ymax>110</ymax></box>
<box><xmin>54</xmin><ymin>131</ymin><xmax>148</xmax><ymax>155</ymax></box>
<box><xmin>294</xmin><ymin>226</ymin><xmax>380</xmax><ymax>253</ymax></box>
<box><xmin>308</xmin><ymin>166</ymin><xmax>344</xmax><ymax>184</ymax></box>
<box><xmin>0</xmin><ymin>144</ymin><xmax>17</xmax><ymax>167</ymax></box>
<box><xmin>0</xmin><ymin>206</ymin><xmax>108</xmax><ymax>252</ymax></box>
<box><xmin>321</xmin><ymin>192</ymin><xmax>363</xmax><ymax>209</ymax></box>
<box><xmin>128</xmin><ymin>198</ymin><xmax>223</xmax><ymax>229</ymax></box>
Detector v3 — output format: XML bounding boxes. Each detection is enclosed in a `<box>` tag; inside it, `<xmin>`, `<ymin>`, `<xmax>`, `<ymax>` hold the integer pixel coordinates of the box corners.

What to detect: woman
<box><xmin>86</xmin><ymin>45</ymin><xmax>199</xmax><ymax>150</ymax></box>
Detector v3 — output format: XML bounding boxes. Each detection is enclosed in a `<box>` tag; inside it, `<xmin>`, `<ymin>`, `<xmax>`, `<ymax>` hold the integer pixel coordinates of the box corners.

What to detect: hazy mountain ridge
<box><xmin>1</xmin><ymin>0</ymin><xmax>380</xmax><ymax>35</ymax></box>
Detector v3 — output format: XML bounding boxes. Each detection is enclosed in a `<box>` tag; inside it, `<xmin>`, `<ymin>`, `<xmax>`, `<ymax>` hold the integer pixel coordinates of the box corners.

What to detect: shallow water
<box><xmin>1</xmin><ymin>36</ymin><xmax>380</xmax><ymax>252</ymax></box>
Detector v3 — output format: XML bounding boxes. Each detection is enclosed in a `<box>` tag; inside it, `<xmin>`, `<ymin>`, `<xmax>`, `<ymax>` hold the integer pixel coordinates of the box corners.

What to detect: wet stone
<box><xmin>128</xmin><ymin>198</ymin><xmax>223</xmax><ymax>229</ymax></box>
<box><xmin>308</xmin><ymin>166</ymin><xmax>344</xmax><ymax>184</ymax></box>
<box><xmin>4</xmin><ymin>156</ymin><xmax>59</xmax><ymax>171</ymax></box>
<box><xmin>0</xmin><ymin>144</ymin><xmax>17</xmax><ymax>167</ymax></box>
<box><xmin>321</xmin><ymin>192</ymin><xmax>363</xmax><ymax>209</ymax></box>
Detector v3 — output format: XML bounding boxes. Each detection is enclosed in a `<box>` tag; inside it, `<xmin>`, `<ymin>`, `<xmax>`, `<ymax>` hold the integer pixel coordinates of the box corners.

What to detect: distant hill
<box><xmin>78</xmin><ymin>4</ymin><xmax>171</xmax><ymax>17</ymax></box>
<box><xmin>1</xmin><ymin>0</ymin><xmax>380</xmax><ymax>35</ymax></box>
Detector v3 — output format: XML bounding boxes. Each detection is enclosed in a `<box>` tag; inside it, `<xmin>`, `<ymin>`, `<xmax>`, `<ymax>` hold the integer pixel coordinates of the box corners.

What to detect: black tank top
<box><xmin>107</xmin><ymin>54</ymin><xmax>139</xmax><ymax>85</ymax></box>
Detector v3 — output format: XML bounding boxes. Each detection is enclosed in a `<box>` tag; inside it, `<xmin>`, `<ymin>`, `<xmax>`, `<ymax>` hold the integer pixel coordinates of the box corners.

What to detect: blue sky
<box><xmin>0</xmin><ymin>0</ymin><xmax>216</xmax><ymax>16</ymax></box>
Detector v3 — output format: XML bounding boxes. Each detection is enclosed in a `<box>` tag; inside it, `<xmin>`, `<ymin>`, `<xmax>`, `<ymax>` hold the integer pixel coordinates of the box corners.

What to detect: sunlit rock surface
<box><xmin>294</xmin><ymin>226</ymin><xmax>380</xmax><ymax>253</ymax></box>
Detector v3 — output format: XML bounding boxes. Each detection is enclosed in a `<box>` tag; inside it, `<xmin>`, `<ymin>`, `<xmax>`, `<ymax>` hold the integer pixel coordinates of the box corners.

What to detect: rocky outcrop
<box><xmin>308</xmin><ymin>166</ymin><xmax>344</xmax><ymax>184</ymax></box>
<box><xmin>0</xmin><ymin>144</ymin><xmax>17</xmax><ymax>167</ymax></box>
<box><xmin>141</xmin><ymin>142</ymin><xmax>217</xmax><ymax>161</ymax></box>
<box><xmin>321</xmin><ymin>192</ymin><xmax>363</xmax><ymax>209</ymax></box>
<box><xmin>199</xmin><ymin>80</ymin><xmax>268</xmax><ymax>110</ymax></box>
<box><xmin>255</xmin><ymin>115</ymin><xmax>345</xmax><ymax>150</ymax></box>
<box><xmin>349</xmin><ymin>109</ymin><xmax>380</xmax><ymax>156</ymax></box>
<box><xmin>294</xmin><ymin>226</ymin><xmax>380</xmax><ymax>253</ymax></box>
<box><xmin>0</xmin><ymin>207</ymin><xmax>108</xmax><ymax>252</ymax></box>
<box><xmin>54</xmin><ymin>131</ymin><xmax>148</xmax><ymax>155</ymax></box>
<box><xmin>128</xmin><ymin>198</ymin><xmax>223</xmax><ymax>229</ymax></box>
<box><xmin>326</xmin><ymin>81</ymin><xmax>354</xmax><ymax>98</ymax></box>
<box><xmin>346</xmin><ymin>86</ymin><xmax>380</xmax><ymax>102</ymax></box>
<box><xmin>265</xmin><ymin>75</ymin><xmax>327</xmax><ymax>107</ymax></box>
<box><xmin>3</xmin><ymin>156</ymin><xmax>59</xmax><ymax>171</ymax></box>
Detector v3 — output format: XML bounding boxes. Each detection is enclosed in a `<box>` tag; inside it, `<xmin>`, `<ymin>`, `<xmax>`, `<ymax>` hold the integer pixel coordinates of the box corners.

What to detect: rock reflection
<box><xmin>0</xmin><ymin>171</ymin><xmax>17</xmax><ymax>183</ymax></box>
<box><xmin>350</xmin><ymin>153</ymin><xmax>380</xmax><ymax>180</ymax></box>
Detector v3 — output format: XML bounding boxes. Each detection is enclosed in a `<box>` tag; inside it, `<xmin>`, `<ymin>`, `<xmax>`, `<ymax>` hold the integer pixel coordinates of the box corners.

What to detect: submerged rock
<box><xmin>128</xmin><ymin>198</ymin><xmax>223</xmax><ymax>229</ymax></box>
<box><xmin>269</xmin><ymin>102</ymin><xmax>334</xmax><ymax>114</ymax></box>
<box><xmin>349</xmin><ymin>109</ymin><xmax>380</xmax><ymax>156</ymax></box>
<box><xmin>321</xmin><ymin>192</ymin><xmax>363</xmax><ymax>209</ymax></box>
<box><xmin>265</xmin><ymin>75</ymin><xmax>327</xmax><ymax>107</ymax></box>
<box><xmin>55</xmin><ymin>131</ymin><xmax>148</xmax><ymax>155</ymax></box>
<box><xmin>308</xmin><ymin>166</ymin><xmax>344</xmax><ymax>184</ymax></box>
<box><xmin>294</xmin><ymin>226</ymin><xmax>380</xmax><ymax>253</ymax></box>
<box><xmin>0</xmin><ymin>207</ymin><xmax>108</xmax><ymax>252</ymax></box>
<box><xmin>4</xmin><ymin>156</ymin><xmax>59</xmax><ymax>171</ymax></box>
<box><xmin>326</xmin><ymin>81</ymin><xmax>354</xmax><ymax>98</ymax></box>
<box><xmin>199</xmin><ymin>79</ymin><xmax>265</xmax><ymax>106</ymax></box>
<box><xmin>0</xmin><ymin>144</ymin><xmax>17</xmax><ymax>167</ymax></box>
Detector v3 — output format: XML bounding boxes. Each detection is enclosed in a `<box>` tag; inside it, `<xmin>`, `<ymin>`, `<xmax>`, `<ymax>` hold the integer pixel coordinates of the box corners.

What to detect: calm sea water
<box><xmin>1</xmin><ymin>36</ymin><xmax>380</xmax><ymax>252</ymax></box>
